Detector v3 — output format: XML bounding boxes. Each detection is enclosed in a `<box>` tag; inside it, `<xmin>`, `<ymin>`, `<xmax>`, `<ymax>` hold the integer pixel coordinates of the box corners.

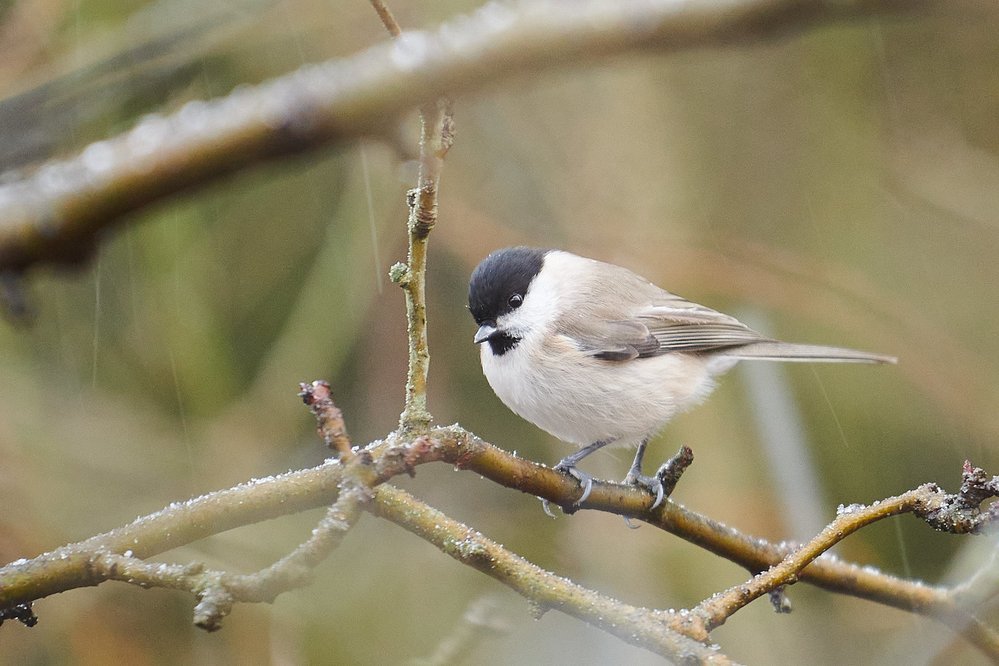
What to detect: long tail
<box><xmin>719</xmin><ymin>341</ymin><xmax>896</xmax><ymax>364</ymax></box>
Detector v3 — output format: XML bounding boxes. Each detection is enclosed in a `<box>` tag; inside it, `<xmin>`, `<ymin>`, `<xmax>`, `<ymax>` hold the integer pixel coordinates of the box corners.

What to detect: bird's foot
<box><xmin>540</xmin><ymin>461</ymin><xmax>594</xmax><ymax>518</ymax></box>
<box><xmin>623</xmin><ymin>471</ymin><xmax>665</xmax><ymax>510</ymax></box>
<box><xmin>624</xmin><ymin>445</ymin><xmax>695</xmax><ymax>512</ymax></box>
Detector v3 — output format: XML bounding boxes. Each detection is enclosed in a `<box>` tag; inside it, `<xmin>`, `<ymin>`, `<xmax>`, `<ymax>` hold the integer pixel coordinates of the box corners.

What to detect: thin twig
<box><xmin>394</xmin><ymin>98</ymin><xmax>452</xmax><ymax>433</ymax></box>
<box><xmin>299</xmin><ymin>380</ymin><xmax>353</xmax><ymax>457</ymax></box>
<box><xmin>684</xmin><ymin>464</ymin><xmax>999</xmax><ymax>653</ymax></box>
<box><xmin>83</xmin><ymin>488</ymin><xmax>365</xmax><ymax>631</ymax></box>
<box><xmin>196</xmin><ymin>488</ymin><xmax>368</xmax><ymax>630</ymax></box>
<box><xmin>369</xmin><ymin>0</ymin><xmax>402</xmax><ymax>37</ymax></box>
<box><xmin>693</xmin><ymin>490</ymin><xmax>925</xmax><ymax>631</ymax></box>
<box><xmin>370</xmin><ymin>0</ymin><xmax>455</xmax><ymax>433</ymax></box>
<box><xmin>951</xmin><ymin>546</ymin><xmax>999</xmax><ymax>608</ymax></box>
<box><xmin>97</xmin><ymin>385</ymin><xmax>370</xmax><ymax>630</ymax></box>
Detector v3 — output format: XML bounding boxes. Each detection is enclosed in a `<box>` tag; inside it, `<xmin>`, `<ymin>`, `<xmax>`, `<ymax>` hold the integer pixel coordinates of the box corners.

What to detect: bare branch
<box><xmin>370</xmin><ymin>0</ymin><xmax>456</xmax><ymax>434</ymax></box>
<box><xmin>0</xmin><ymin>0</ymin><xmax>925</xmax><ymax>276</ymax></box>
<box><xmin>299</xmin><ymin>380</ymin><xmax>353</xmax><ymax>457</ymax></box>
<box><xmin>394</xmin><ymin>97</ymin><xmax>453</xmax><ymax>433</ymax></box>
<box><xmin>369</xmin><ymin>0</ymin><xmax>403</xmax><ymax>38</ymax></box>
<box><xmin>681</xmin><ymin>467</ymin><xmax>999</xmax><ymax>655</ymax></box>
<box><xmin>371</xmin><ymin>483</ymin><xmax>732</xmax><ymax>663</ymax></box>
<box><xmin>693</xmin><ymin>489</ymin><xmax>928</xmax><ymax>630</ymax></box>
<box><xmin>3</xmin><ymin>425</ymin><xmax>993</xmax><ymax>655</ymax></box>
<box><xmin>83</xmin><ymin>485</ymin><xmax>365</xmax><ymax>633</ymax></box>
<box><xmin>191</xmin><ymin>487</ymin><xmax>367</xmax><ymax>630</ymax></box>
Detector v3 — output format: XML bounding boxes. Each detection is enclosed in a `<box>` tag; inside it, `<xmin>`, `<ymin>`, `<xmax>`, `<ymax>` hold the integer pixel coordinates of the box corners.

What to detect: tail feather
<box><xmin>719</xmin><ymin>341</ymin><xmax>896</xmax><ymax>364</ymax></box>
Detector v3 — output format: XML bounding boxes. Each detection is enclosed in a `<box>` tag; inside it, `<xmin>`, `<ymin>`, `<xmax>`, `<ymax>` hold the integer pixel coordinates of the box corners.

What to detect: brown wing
<box><xmin>559</xmin><ymin>288</ymin><xmax>768</xmax><ymax>360</ymax></box>
<box><xmin>553</xmin><ymin>259</ymin><xmax>893</xmax><ymax>363</ymax></box>
<box><xmin>561</xmin><ymin>318</ymin><xmax>662</xmax><ymax>361</ymax></box>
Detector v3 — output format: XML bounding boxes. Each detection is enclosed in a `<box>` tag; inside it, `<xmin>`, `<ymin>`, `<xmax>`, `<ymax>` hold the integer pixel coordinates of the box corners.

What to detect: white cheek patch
<box><xmin>496</xmin><ymin>253</ymin><xmax>572</xmax><ymax>337</ymax></box>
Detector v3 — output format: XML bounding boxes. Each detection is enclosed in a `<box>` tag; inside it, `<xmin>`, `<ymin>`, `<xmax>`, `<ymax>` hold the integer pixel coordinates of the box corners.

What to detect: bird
<box><xmin>467</xmin><ymin>246</ymin><xmax>895</xmax><ymax>510</ymax></box>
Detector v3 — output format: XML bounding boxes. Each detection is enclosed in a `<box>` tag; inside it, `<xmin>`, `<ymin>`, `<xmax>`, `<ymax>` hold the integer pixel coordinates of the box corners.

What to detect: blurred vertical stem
<box><xmin>373</xmin><ymin>0</ymin><xmax>454</xmax><ymax>433</ymax></box>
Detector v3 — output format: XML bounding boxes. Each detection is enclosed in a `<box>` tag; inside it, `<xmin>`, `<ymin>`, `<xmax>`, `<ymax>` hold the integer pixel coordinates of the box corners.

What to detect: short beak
<box><xmin>474</xmin><ymin>323</ymin><xmax>497</xmax><ymax>345</ymax></box>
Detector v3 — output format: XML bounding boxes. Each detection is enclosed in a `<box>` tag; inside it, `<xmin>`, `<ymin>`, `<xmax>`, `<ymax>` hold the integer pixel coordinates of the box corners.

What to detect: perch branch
<box><xmin>0</xmin><ymin>0</ymin><xmax>925</xmax><ymax>276</ymax></box>
<box><xmin>2</xmin><ymin>426</ymin><xmax>997</xmax><ymax>658</ymax></box>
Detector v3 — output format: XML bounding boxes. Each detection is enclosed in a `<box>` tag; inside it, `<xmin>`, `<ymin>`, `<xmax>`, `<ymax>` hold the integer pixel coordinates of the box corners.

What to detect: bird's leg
<box><xmin>623</xmin><ymin>438</ymin><xmax>666</xmax><ymax>509</ymax></box>
<box><xmin>553</xmin><ymin>439</ymin><xmax>614</xmax><ymax>503</ymax></box>
<box><xmin>624</xmin><ymin>443</ymin><xmax>695</xmax><ymax>511</ymax></box>
<box><xmin>541</xmin><ymin>439</ymin><xmax>614</xmax><ymax>516</ymax></box>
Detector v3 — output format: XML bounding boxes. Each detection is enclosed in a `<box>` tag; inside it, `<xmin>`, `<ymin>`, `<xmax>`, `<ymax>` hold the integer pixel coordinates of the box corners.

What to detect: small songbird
<box><xmin>467</xmin><ymin>247</ymin><xmax>895</xmax><ymax>509</ymax></box>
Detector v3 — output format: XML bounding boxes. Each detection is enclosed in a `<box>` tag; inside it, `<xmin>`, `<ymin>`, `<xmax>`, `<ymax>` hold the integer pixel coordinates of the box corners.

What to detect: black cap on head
<box><xmin>468</xmin><ymin>247</ymin><xmax>547</xmax><ymax>325</ymax></box>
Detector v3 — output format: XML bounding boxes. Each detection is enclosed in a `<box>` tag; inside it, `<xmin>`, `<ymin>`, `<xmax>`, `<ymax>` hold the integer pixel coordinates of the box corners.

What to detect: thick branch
<box><xmin>371</xmin><ymin>484</ymin><xmax>730</xmax><ymax>663</ymax></box>
<box><xmin>0</xmin><ymin>460</ymin><xmax>343</xmax><ymax>609</ymax></box>
<box><xmin>88</xmin><ymin>488</ymin><xmax>365</xmax><ymax>632</ymax></box>
<box><xmin>0</xmin><ymin>0</ymin><xmax>925</xmax><ymax>273</ymax></box>
<box><xmin>2</xmin><ymin>427</ymin><xmax>992</xmax><ymax>644</ymax></box>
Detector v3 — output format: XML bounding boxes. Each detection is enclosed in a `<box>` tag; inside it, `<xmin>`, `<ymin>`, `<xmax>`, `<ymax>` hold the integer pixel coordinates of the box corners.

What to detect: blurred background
<box><xmin>0</xmin><ymin>0</ymin><xmax>997</xmax><ymax>663</ymax></box>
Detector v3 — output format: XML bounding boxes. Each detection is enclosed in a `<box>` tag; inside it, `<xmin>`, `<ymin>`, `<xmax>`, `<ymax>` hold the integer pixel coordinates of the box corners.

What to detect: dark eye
<box><xmin>508</xmin><ymin>293</ymin><xmax>523</xmax><ymax>309</ymax></box>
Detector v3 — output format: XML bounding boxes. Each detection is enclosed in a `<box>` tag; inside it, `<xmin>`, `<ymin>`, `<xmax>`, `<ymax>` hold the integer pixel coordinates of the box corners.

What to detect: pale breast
<box><xmin>481</xmin><ymin>332</ymin><xmax>717</xmax><ymax>448</ymax></box>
